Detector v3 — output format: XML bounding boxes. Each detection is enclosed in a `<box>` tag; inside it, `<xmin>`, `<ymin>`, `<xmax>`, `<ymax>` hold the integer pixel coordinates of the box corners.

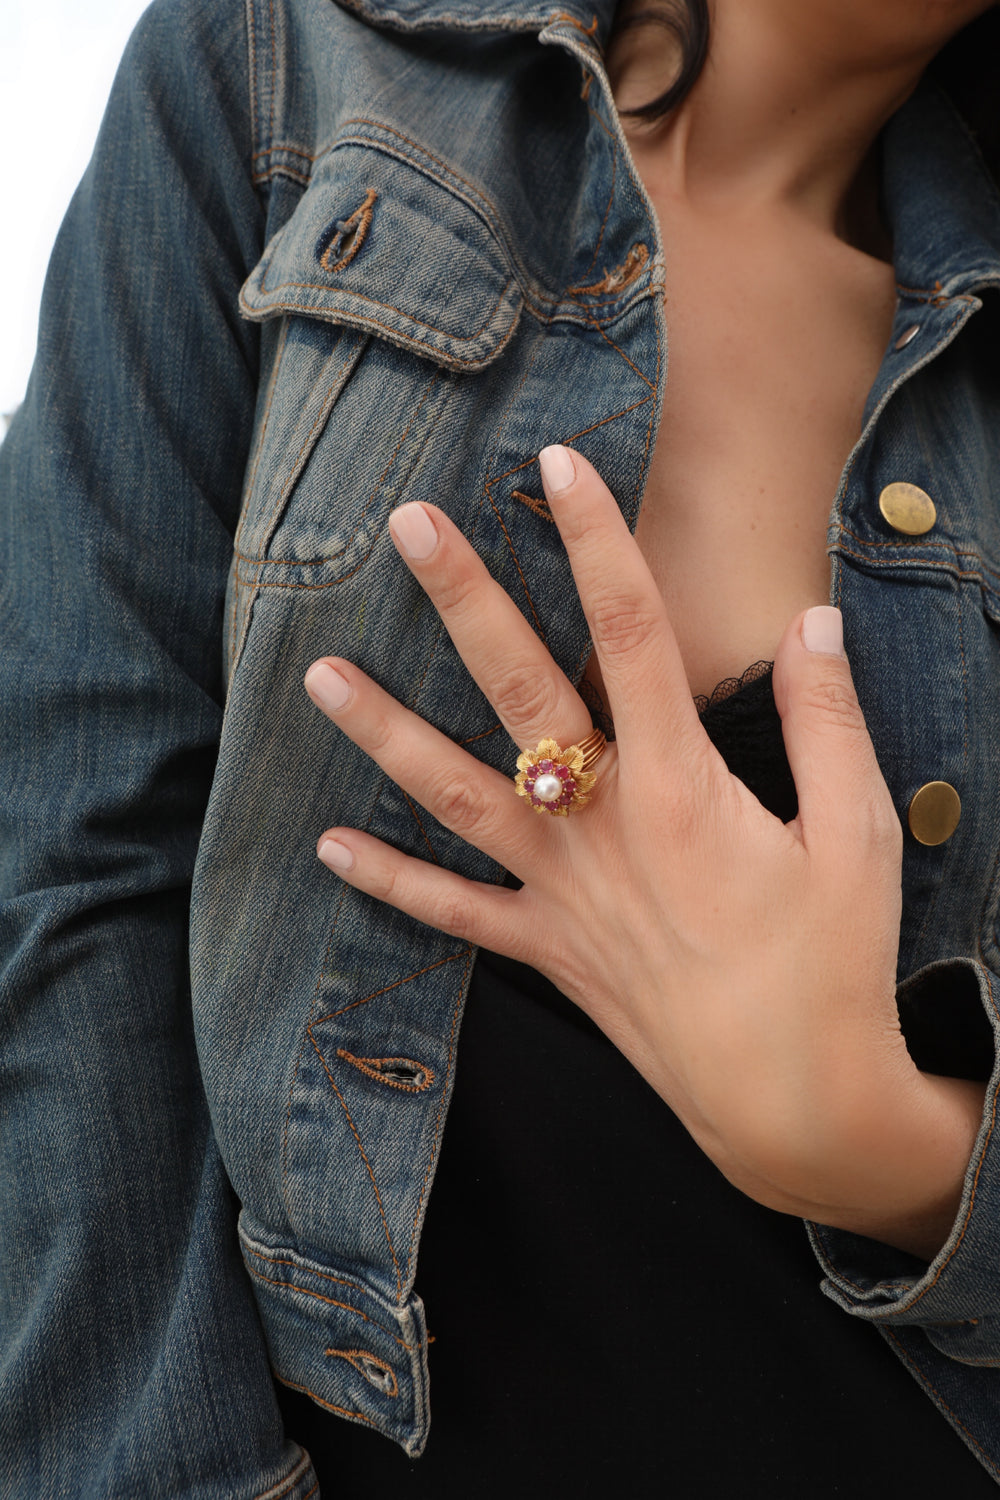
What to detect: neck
<box><xmin>607</xmin><ymin>1</ymin><xmax>987</xmax><ymax>238</ymax></box>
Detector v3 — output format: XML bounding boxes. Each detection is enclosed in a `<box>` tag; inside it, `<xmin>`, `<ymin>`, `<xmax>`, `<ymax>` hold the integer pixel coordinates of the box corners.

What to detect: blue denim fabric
<box><xmin>5</xmin><ymin>0</ymin><xmax>1000</xmax><ymax>1491</ymax></box>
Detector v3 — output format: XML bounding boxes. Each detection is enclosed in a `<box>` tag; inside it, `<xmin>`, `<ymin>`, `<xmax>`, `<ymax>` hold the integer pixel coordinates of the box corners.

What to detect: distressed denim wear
<box><xmin>5</xmin><ymin>0</ymin><xmax>1000</xmax><ymax>1493</ymax></box>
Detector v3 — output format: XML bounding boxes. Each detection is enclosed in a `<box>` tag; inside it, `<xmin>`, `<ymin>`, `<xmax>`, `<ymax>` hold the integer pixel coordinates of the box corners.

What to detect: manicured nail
<box><xmin>390</xmin><ymin>502</ymin><xmax>438</xmax><ymax>561</ymax></box>
<box><xmin>304</xmin><ymin>661</ymin><xmax>352</xmax><ymax>710</ymax></box>
<box><xmin>802</xmin><ymin>606</ymin><xmax>845</xmax><ymax>657</ymax></box>
<box><xmin>318</xmin><ymin>838</ymin><xmax>355</xmax><ymax>872</ymax></box>
<box><xmin>538</xmin><ymin>444</ymin><xmax>576</xmax><ymax>495</ymax></box>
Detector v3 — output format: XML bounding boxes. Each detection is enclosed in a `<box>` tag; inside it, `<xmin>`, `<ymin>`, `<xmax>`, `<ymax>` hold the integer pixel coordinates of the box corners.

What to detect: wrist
<box><xmin>766</xmin><ymin>1066</ymin><xmax>988</xmax><ymax>1260</ymax></box>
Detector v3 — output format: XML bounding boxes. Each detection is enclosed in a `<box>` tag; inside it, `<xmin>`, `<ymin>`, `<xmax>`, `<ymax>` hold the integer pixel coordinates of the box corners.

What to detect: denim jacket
<box><xmin>5</xmin><ymin>0</ymin><xmax>1000</xmax><ymax>1492</ymax></box>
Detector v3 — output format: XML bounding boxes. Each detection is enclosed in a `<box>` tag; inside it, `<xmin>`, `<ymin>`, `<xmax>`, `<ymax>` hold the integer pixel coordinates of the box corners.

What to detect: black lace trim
<box><xmin>694</xmin><ymin>659</ymin><xmax>774</xmax><ymax>717</ymax></box>
<box><xmin>581</xmin><ymin>658</ymin><xmax>778</xmax><ymax>741</ymax></box>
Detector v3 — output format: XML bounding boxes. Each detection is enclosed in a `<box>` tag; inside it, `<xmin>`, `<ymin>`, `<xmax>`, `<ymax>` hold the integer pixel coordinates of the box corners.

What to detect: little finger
<box><xmin>316</xmin><ymin>828</ymin><xmax>540</xmax><ymax>962</ymax></box>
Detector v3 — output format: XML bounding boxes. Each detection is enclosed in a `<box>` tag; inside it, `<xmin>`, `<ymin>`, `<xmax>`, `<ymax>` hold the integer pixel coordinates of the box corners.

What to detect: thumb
<box><xmin>771</xmin><ymin>606</ymin><xmax>896</xmax><ymax>847</ymax></box>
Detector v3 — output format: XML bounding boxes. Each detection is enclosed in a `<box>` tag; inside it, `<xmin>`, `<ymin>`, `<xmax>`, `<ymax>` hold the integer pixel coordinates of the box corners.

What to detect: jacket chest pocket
<box><xmin>229</xmin><ymin>132</ymin><xmax>524</xmax><ymax>619</ymax></box>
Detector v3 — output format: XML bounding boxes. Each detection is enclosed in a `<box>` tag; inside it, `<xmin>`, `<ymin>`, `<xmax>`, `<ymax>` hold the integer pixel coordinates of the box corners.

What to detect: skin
<box><xmin>304</xmin><ymin>0</ymin><xmax>996</xmax><ymax>1261</ymax></box>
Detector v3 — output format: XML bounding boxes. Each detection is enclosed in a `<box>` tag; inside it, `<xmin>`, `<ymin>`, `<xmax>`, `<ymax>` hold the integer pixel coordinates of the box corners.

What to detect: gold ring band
<box><xmin>514</xmin><ymin>730</ymin><xmax>608</xmax><ymax>816</ymax></box>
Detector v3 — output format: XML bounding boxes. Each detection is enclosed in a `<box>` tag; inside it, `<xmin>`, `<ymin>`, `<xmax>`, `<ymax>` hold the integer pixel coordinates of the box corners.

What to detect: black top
<box><xmin>276</xmin><ymin>665</ymin><xmax>996</xmax><ymax>1496</ymax></box>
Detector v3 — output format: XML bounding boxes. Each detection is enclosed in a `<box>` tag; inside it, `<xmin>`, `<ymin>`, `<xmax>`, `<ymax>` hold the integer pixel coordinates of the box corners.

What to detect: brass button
<box><xmin>878</xmin><ymin>481</ymin><xmax>937</xmax><ymax>536</ymax></box>
<box><xmin>908</xmin><ymin>782</ymin><xmax>961</xmax><ymax>846</ymax></box>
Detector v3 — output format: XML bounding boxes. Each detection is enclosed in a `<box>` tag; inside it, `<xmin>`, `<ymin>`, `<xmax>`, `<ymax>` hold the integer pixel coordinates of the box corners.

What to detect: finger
<box><xmin>387</xmin><ymin>500</ymin><xmax>593</xmax><ymax>753</ymax></box>
<box><xmin>771</xmin><ymin>606</ymin><xmax>902</xmax><ymax>857</ymax></box>
<box><xmin>537</xmin><ymin>445</ymin><xmax>705</xmax><ymax>760</ymax></box>
<box><xmin>304</xmin><ymin>656</ymin><xmax>553</xmax><ymax>879</ymax></box>
<box><xmin>315</xmin><ymin>826</ymin><xmax>538</xmax><ymax>961</ymax></box>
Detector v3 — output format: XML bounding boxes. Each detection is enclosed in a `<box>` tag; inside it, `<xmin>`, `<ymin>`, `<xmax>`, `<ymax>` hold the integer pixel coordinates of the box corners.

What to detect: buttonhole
<box><xmin>317</xmin><ymin>187</ymin><xmax>377</xmax><ymax>274</ymax></box>
<box><xmin>336</xmin><ymin>1049</ymin><xmax>434</xmax><ymax>1093</ymax></box>
<box><xmin>325</xmin><ymin>1347</ymin><xmax>399</xmax><ymax>1398</ymax></box>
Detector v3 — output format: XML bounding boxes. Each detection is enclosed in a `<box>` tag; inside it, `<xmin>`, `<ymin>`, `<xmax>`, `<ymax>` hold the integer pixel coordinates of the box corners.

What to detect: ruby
<box><xmin>538</xmin><ymin>760</ymin><xmax>553</xmax><ymax>772</ymax></box>
<box><xmin>557</xmin><ymin>765</ymin><xmax>571</xmax><ymax>779</ymax></box>
<box><xmin>530</xmin><ymin>796</ymin><xmax>543</xmax><ymax>807</ymax></box>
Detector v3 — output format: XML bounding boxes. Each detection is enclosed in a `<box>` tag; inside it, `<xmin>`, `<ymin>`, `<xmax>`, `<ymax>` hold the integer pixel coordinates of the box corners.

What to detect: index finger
<box><xmin>537</xmin><ymin>444</ymin><xmax>705</xmax><ymax>762</ymax></box>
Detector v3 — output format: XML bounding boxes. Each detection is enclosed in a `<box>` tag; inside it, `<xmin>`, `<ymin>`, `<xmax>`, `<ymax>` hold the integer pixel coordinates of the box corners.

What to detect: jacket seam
<box><xmin>881</xmin><ymin>1328</ymin><xmax>1000</xmax><ymax>1479</ymax></box>
<box><xmin>245</xmin><ymin>273</ymin><xmax>516</xmax><ymax>347</ymax></box>
<box><xmin>272</xmin><ymin>1371</ymin><xmax>374</xmax><ymax>1429</ymax></box>
<box><xmin>245</xmin><ymin>1261</ymin><xmax>416</xmax><ymax>1349</ymax></box>
<box><xmin>251</xmin><ymin>1446</ymin><xmax>314</xmax><ymax>1500</ymax></box>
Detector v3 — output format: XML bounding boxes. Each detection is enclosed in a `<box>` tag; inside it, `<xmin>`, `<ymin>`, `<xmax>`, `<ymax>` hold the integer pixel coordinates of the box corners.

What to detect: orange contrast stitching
<box><xmin>404</xmin><ymin>946</ymin><xmax>474</xmax><ymax>1279</ymax></box>
<box><xmin>243</xmin><ymin>1244</ymin><xmax>365</xmax><ymax>1293</ymax></box>
<box><xmin>325</xmin><ymin>1347</ymin><xmax>399</xmax><ymax>1398</ymax></box>
<box><xmin>230</xmin><ymin>317</ymin><xmax>292</xmax><ymax>668</ymax></box>
<box><xmin>336</xmin><ymin>1050</ymin><xmax>435</xmax><ymax>1094</ymax></box>
<box><xmin>267</xmin><ymin>0</ymin><xmax>276</xmax><ymax>154</ymax></box>
<box><xmin>484</xmin><ymin>481</ymin><xmax>546</xmax><ymax>641</ymax></box>
<box><xmin>553</xmin><ymin>9</ymin><xmax>600</xmax><ymax>38</ymax></box>
<box><xmin>568</xmin><ymin>243</ymin><xmax>649</xmax><ymax>298</ymax></box>
<box><xmin>245</xmin><ymin>1263</ymin><xmax>414</xmax><ymax>1349</ymax></box>
<box><xmin>244</xmin><ymin>273</ymin><xmax>516</xmax><ymax>353</ymax></box>
<box><xmin>402</xmin><ymin>789</ymin><xmax>439</xmax><ymax>863</ymax></box>
<box><xmin>319</xmin><ymin>187</ymin><xmax>377</xmax><ymax>274</ymax></box>
<box><xmin>271</xmin><ymin>1372</ymin><xmax>375</xmax><ymax>1428</ymax></box>
<box><xmin>834</xmin><ymin>545</ymin><xmax>998</xmax><ymax>589</ymax></box>
<box><xmin>306</xmin><ymin>1024</ymin><xmax>403</xmax><ymax>1300</ymax></box>
<box><xmin>251</xmin><ymin>1445</ymin><xmax>313</xmax><ymax>1500</ymax></box>
<box><xmin>238</xmin><ymin>370</ymin><xmax>441</xmax><ymax>600</ymax></box>
<box><xmin>460</xmin><ymin>721</ymin><xmax>503</xmax><ymax>746</ymax></box>
<box><xmin>881</xmin><ymin>1329</ymin><xmax>1000</xmax><ymax>1478</ymax></box>
<box><xmin>511</xmin><ymin>489</ymin><xmax>554</xmax><ymax>523</ymax></box>
<box><xmin>327</xmin><ymin>954</ymin><xmax>465</xmax><ymax>1022</ymax></box>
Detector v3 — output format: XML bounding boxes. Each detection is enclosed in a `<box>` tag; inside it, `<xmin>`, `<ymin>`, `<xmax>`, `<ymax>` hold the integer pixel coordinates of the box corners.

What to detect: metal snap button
<box><xmin>894</xmin><ymin>325</ymin><xmax>920</xmax><ymax>350</ymax></box>
<box><xmin>907</xmin><ymin>781</ymin><xmax>961</xmax><ymax>845</ymax></box>
<box><xmin>878</xmin><ymin>481</ymin><xmax>937</xmax><ymax>536</ymax></box>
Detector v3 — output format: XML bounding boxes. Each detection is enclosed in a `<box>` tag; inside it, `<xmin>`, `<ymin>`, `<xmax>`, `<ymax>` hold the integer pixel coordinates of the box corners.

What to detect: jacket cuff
<box><xmin>807</xmin><ymin>957</ymin><xmax>1000</xmax><ymax>1365</ymax></box>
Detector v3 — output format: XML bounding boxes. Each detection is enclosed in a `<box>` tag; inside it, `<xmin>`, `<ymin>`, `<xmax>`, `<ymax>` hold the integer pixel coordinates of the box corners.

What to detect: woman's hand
<box><xmin>304</xmin><ymin>445</ymin><xmax>985</xmax><ymax>1258</ymax></box>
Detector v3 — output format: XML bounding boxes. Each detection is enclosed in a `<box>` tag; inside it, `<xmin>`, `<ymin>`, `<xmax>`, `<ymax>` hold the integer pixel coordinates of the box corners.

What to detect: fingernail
<box><xmin>390</xmin><ymin>502</ymin><xmax>438</xmax><ymax>561</ymax></box>
<box><xmin>304</xmin><ymin>661</ymin><xmax>352</xmax><ymax>710</ymax></box>
<box><xmin>539</xmin><ymin>444</ymin><xmax>576</xmax><ymax>496</ymax></box>
<box><xmin>802</xmin><ymin>606</ymin><xmax>845</xmax><ymax>657</ymax></box>
<box><xmin>318</xmin><ymin>838</ymin><xmax>355</xmax><ymax>872</ymax></box>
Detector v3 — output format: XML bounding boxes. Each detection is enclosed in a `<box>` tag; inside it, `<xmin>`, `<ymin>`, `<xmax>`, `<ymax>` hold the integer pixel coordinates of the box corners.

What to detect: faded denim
<box><xmin>5</xmin><ymin>0</ymin><xmax>1000</xmax><ymax>1492</ymax></box>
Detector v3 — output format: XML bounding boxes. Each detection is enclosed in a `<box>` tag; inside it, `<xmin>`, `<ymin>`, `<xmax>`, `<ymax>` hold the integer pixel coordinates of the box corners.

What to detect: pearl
<box><xmin>534</xmin><ymin>772</ymin><xmax>563</xmax><ymax>803</ymax></box>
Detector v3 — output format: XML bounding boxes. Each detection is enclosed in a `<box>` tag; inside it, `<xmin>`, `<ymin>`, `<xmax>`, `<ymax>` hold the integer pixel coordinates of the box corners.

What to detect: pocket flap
<box><xmin>240</xmin><ymin>140</ymin><xmax>524</xmax><ymax>372</ymax></box>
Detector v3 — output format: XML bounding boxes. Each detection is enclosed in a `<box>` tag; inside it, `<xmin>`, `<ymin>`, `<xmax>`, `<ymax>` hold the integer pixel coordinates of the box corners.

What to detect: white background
<box><xmin>1</xmin><ymin>0</ymin><xmax>153</xmax><ymax>427</ymax></box>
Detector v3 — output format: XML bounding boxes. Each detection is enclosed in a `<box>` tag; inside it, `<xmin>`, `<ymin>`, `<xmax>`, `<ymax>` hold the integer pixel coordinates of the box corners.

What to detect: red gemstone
<box><xmin>538</xmin><ymin>759</ymin><xmax>553</xmax><ymax>772</ymax></box>
<box><xmin>530</xmin><ymin>796</ymin><xmax>543</xmax><ymax>807</ymax></box>
<box><xmin>557</xmin><ymin>765</ymin><xmax>571</xmax><ymax>779</ymax></box>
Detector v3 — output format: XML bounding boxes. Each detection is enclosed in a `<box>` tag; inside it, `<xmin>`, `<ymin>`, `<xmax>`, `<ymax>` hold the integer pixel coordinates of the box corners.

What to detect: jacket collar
<box><xmin>884</xmin><ymin>78</ymin><xmax>1000</xmax><ymax>298</ymax></box>
<box><xmin>334</xmin><ymin>0</ymin><xmax>618</xmax><ymax>46</ymax></box>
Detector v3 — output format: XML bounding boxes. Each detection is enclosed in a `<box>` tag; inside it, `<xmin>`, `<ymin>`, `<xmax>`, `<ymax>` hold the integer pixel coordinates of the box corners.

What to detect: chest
<box><xmin>586</xmin><ymin>196</ymin><xmax>900</xmax><ymax>704</ymax></box>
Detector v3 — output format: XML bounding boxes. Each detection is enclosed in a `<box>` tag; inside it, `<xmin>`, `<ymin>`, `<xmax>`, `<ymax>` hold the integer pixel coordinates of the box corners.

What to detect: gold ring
<box><xmin>514</xmin><ymin>729</ymin><xmax>608</xmax><ymax>816</ymax></box>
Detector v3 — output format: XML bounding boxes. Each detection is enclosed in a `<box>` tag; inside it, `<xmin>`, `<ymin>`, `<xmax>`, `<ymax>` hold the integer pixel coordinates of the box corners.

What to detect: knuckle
<box><xmin>364</xmin><ymin>709</ymin><xmax>395</xmax><ymax>758</ymax></box>
<box><xmin>868</xmin><ymin>788</ymin><xmax>904</xmax><ymax>857</ymax></box>
<box><xmin>799</xmin><ymin>675</ymin><xmax>865</xmax><ymax>732</ymax></box>
<box><xmin>435</xmin><ymin>888</ymin><xmax>478</xmax><ymax>941</ymax></box>
<box><xmin>590</xmin><ymin>594</ymin><xmax>660</xmax><ymax>661</ymax></box>
<box><xmin>429</xmin><ymin>772</ymin><xmax>492</xmax><ymax>839</ymax></box>
<box><xmin>489</xmin><ymin>666</ymin><xmax>564</xmax><ymax>732</ymax></box>
<box><xmin>371</xmin><ymin>857</ymin><xmax>404</xmax><ymax>906</ymax></box>
<box><xmin>429</xmin><ymin>564</ymin><xmax>486</xmax><ymax>619</ymax></box>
